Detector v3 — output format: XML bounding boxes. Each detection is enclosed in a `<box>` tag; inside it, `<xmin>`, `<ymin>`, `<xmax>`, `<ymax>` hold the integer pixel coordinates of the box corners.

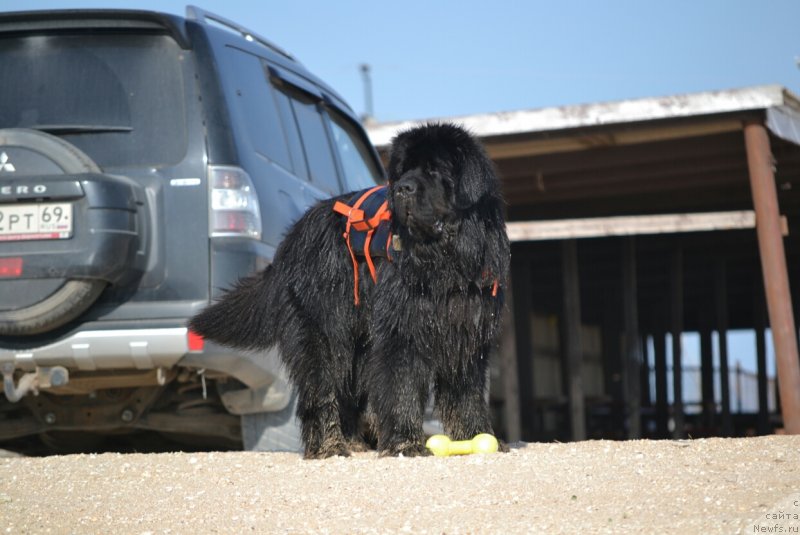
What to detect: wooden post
<box><xmin>654</xmin><ymin>330</ymin><xmax>670</xmax><ymax>438</ymax></box>
<box><xmin>510</xmin><ymin>254</ymin><xmax>534</xmax><ymax>440</ymax></box>
<box><xmin>735</xmin><ymin>361</ymin><xmax>744</xmax><ymax>414</ymax></box>
<box><xmin>499</xmin><ymin>277</ymin><xmax>522</xmax><ymax>443</ymax></box>
<box><xmin>754</xmin><ymin>283</ymin><xmax>770</xmax><ymax>435</ymax></box>
<box><xmin>562</xmin><ymin>240</ymin><xmax>586</xmax><ymax>441</ymax></box>
<box><xmin>700</xmin><ymin>328</ymin><xmax>715</xmax><ymax>434</ymax></box>
<box><xmin>715</xmin><ymin>260</ymin><xmax>732</xmax><ymax>436</ymax></box>
<box><xmin>744</xmin><ymin>121</ymin><xmax>800</xmax><ymax>434</ymax></box>
<box><xmin>601</xmin><ymin>286</ymin><xmax>624</xmax><ymax>437</ymax></box>
<box><xmin>622</xmin><ymin>237</ymin><xmax>641</xmax><ymax>439</ymax></box>
<box><xmin>670</xmin><ymin>247</ymin><xmax>685</xmax><ymax>439</ymax></box>
<box><xmin>640</xmin><ymin>335</ymin><xmax>652</xmax><ymax>409</ymax></box>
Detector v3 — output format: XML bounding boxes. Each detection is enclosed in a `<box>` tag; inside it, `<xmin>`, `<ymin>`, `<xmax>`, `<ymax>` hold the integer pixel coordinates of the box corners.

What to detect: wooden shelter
<box><xmin>367</xmin><ymin>86</ymin><xmax>800</xmax><ymax>441</ymax></box>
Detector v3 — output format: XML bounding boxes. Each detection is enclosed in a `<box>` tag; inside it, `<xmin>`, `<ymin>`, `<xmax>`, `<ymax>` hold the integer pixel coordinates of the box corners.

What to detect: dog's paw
<box><xmin>346</xmin><ymin>438</ymin><xmax>372</xmax><ymax>453</ymax></box>
<box><xmin>380</xmin><ymin>441</ymin><xmax>431</xmax><ymax>458</ymax></box>
<box><xmin>304</xmin><ymin>440</ymin><xmax>352</xmax><ymax>460</ymax></box>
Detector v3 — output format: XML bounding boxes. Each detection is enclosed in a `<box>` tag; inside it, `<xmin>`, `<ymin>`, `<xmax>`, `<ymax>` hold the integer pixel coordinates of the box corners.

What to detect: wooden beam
<box><xmin>561</xmin><ymin>240</ymin><xmax>586</xmax><ymax>441</ymax></box>
<box><xmin>744</xmin><ymin>121</ymin><xmax>800</xmax><ymax>434</ymax></box>
<box><xmin>506</xmin><ymin>210</ymin><xmax>788</xmax><ymax>242</ymax></box>
<box><xmin>486</xmin><ymin>118</ymin><xmax>744</xmax><ymax>160</ymax></box>
<box><xmin>500</xmin><ymin>149</ymin><xmax>745</xmax><ymax>185</ymax></box>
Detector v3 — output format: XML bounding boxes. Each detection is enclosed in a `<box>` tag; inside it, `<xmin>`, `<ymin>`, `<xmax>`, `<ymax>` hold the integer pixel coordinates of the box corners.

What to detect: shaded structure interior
<box><xmin>370</xmin><ymin>86</ymin><xmax>800</xmax><ymax>442</ymax></box>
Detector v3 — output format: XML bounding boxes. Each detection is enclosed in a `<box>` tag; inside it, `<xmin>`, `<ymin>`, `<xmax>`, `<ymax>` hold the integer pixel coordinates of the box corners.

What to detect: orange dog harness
<box><xmin>333</xmin><ymin>185</ymin><xmax>499</xmax><ymax>305</ymax></box>
<box><xmin>333</xmin><ymin>185</ymin><xmax>393</xmax><ymax>305</ymax></box>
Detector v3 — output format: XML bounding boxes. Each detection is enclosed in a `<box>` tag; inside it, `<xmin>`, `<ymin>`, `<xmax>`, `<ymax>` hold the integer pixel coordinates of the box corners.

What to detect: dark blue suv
<box><xmin>0</xmin><ymin>6</ymin><xmax>383</xmax><ymax>452</ymax></box>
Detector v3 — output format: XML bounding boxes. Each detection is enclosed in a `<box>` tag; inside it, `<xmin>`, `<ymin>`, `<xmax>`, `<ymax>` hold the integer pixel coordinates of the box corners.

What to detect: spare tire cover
<box><xmin>0</xmin><ymin>129</ymin><xmax>107</xmax><ymax>336</ymax></box>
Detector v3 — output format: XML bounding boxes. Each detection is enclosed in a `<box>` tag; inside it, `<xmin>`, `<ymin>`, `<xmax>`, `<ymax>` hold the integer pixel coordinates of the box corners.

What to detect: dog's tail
<box><xmin>188</xmin><ymin>266</ymin><xmax>283</xmax><ymax>351</ymax></box>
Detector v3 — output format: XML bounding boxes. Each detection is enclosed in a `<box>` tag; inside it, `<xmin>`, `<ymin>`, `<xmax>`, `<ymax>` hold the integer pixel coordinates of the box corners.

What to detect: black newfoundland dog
<box><xmin>190</xmin><ymin>123</ymin><xmax>510</xmax><ymax>458</ymax></box>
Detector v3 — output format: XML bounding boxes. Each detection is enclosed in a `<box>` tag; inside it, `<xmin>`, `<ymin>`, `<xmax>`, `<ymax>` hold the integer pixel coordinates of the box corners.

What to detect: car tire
<box><xmin>0</xmin><ymin>280</ymin><xmax>106</xmax><ymax>336</ymax></box>
<box><xmin>241</xmin><ymin>389</ymin><xmax>303</xmax><ymax>453</ymax></box>
<box><xmin>0</xmin><ymin>129</ymin><xmax>107</xmax><ymax>336</ymax></box>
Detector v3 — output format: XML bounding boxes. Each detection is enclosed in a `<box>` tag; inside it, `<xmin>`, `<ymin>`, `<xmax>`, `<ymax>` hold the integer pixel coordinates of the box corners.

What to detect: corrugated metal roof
<box><xmin>366</xmin><ymin>85</ymin><xmax>800</xmax><ymax>147</ymax></box>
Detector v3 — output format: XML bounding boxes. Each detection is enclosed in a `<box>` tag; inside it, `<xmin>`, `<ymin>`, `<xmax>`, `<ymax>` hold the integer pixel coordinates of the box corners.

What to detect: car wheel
<box><xmin>0</xmin><ymin>280</ymin><xmax>106</xmax><ymax>336</ymax></box>
<box><xmin>0</xmin><ymin>129</ymin><xmax>109</xmax><ymax>336</ymax></box>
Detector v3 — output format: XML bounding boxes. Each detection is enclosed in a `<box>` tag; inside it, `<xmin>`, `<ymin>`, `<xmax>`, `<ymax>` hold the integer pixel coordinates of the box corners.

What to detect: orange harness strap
<box><xmin>482</xmin><ymin>269</ymin><xmax>500</xmax><ymax>297</ymax></box>
<box><xmin>332</xmin><ymin>186</ymin><xmax>391</xmax><ymax>305</ymax></box>
<box><xmin>334</xmin><ymin>186</ymin><xmax>499</xmax><ymax>305</ymax></box>
<box><xmin>362</xmin><ymin>200</ymin><xmax>391</xmax><ymax>284</ymax></box>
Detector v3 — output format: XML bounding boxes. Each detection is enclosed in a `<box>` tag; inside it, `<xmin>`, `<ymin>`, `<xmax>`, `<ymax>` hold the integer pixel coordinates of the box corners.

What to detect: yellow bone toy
<box><xmin>425</xmin><ymin>433</ymin><xmax>499</xmax><ymax>456</ymax></box>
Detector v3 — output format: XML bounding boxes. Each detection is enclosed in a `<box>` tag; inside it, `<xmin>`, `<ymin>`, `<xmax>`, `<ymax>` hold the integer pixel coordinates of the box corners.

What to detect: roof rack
<box><xmin>186</xmin><ymin>5</ymin><xmax>296</xmax><ymax>62</ymax></box>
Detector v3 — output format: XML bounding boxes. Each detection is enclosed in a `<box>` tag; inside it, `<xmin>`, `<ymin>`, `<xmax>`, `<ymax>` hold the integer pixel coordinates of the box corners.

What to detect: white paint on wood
<box><xmin>506</xmin><ymin>210</ymin><xmax>789</xmax><ymax>241</ymax></box>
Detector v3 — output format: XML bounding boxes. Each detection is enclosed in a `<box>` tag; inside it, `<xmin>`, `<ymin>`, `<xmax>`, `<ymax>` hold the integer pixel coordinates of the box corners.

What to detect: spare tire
<box><xmin>0</xmin><ymin>129</ymin><xmax>141</xmax><ymax>336</ymax></box>
<box><xmin>0</xmin><ymin>280</ymin><xmax>106</xmax><ymax>336</ymax></box>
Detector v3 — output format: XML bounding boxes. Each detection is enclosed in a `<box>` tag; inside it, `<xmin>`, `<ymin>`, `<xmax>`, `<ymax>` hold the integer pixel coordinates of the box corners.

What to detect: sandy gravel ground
<box><xmin>1</xmin><ymin>435</ymin><xmax>799</xmax><ymax>534</ymax></box>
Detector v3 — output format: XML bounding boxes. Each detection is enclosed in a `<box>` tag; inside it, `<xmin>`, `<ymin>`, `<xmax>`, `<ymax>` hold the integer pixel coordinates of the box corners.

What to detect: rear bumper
<box><xmin>0</xmin><ymin>326</ymin><xmax>278</xmax><ymax>385</ymax></box>
<box><xmin>0</xmin><ymin>326</ymin><xmax>291</xmax><ymax>415</ymax></box>
<box><xmin>0</xmin><ymin>327</ymin><xmax>190</xmax><ymax>372</ymax></box>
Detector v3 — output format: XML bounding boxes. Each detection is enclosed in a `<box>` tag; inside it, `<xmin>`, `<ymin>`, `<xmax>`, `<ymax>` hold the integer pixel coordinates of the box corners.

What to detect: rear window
<box><xmin>0</xmin><ymin>33</ymin><xmax>187</xmax><ymax>168</ymax></box>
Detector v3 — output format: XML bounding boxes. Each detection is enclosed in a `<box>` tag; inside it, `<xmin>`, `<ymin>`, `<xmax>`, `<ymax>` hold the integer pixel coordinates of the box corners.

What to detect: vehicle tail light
<box><xmin>0</xmin><ymin>257</ymin><xmax>23</xmax><ymax>278</ymax></box>
<box><xmin>187</xmin><ymin>329</ymin><xmax>205</xmax><ymax>352</ymax></box>
<box><xmin>208</xmin><ymin>165</ymin><xmax>262</xmax><ymax>239</ymax></box>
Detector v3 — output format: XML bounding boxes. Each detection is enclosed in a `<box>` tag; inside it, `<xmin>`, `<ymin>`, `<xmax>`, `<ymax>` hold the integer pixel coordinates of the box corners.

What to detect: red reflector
<box><xmin>0</xmin><ymin>258</ymin><xmax>23</xmax><ymax>278</ymax></box>
<box><xmin>187</xmin><ymin>329</ymin><xmax>205</xmax><ymax>352</ymax></box>
<box><xmin>213</xmin><ymin>211</ymin><xmax>249</xmax><ymax>232</ymax></box>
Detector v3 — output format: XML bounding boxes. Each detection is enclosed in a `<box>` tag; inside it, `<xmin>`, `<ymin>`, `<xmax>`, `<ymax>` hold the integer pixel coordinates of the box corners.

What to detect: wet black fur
<box><xmin>189</xmin><ymin>123</ymin><xmax>510</xmax><ymax>458</ymax></box>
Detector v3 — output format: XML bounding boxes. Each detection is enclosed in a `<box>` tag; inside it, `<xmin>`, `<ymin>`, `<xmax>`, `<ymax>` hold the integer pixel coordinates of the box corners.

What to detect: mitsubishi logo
<box><xmin>0</xmin><ymin>152</ymin><xmax>15</xmax><ymax>172</ymax></box>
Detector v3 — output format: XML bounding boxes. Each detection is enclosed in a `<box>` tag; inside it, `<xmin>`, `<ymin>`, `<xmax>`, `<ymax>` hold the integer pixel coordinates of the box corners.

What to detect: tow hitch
<box><xmin>2</xmin><ymin>363</ymin><xmax>69</xmax><ymax>402</ymax></box>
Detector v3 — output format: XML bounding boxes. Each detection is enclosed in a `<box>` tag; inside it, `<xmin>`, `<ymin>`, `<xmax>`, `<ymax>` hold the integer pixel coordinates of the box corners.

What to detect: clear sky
<box><xmin>8</xmin><ymin>0</ymin><xmax>800</xmax><ymax>123</ymax></box>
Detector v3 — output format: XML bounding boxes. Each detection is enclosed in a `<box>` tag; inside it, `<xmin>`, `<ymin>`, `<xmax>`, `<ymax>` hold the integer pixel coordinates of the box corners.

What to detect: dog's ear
<box><xmin>427</xmin><ymin>122</ymin><xmax>500</xmax><ymax>209</ymax></box>
<box><xmin>386</xmin><ymin>139</ymin><xmax>406</xmax><ymax>185</ymax></box>
<box><xmin>455</xmin><ymin>143</ymin><xmax>499</xmax><ymax>208</ymax></box>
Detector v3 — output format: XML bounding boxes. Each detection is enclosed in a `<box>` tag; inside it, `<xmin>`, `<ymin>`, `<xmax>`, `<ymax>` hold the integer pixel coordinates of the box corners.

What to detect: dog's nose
<box><xmin>396</xmin><ymin>181</ymin><xmax>417</xmax><ymax>196</ymax></box>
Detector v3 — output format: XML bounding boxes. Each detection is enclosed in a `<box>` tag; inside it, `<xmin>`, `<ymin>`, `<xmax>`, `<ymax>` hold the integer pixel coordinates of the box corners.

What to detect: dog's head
<box><xmin>387</xmin><ymin>123</ymin><xmax>499</xmax><ymax>242</ymax></box>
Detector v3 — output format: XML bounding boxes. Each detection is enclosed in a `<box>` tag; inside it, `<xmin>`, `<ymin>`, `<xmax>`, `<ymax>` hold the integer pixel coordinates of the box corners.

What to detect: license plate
<box><xmin>0</xmin><ymin>203</ymin><xmax>73</xmax><ymax>242</ymax></box>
